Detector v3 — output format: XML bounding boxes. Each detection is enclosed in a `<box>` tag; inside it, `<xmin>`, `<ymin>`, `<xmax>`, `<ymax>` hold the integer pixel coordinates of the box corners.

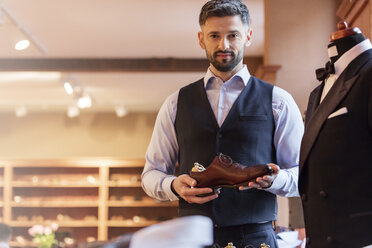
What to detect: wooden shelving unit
<box><xmin>0</xmin><ymin>159</ymin><xmax>178</xmax><ymax>245</ymax></box>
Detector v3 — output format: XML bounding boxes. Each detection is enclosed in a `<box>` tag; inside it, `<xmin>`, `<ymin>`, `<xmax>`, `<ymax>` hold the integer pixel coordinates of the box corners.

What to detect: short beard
<box><xmin>206</xmin><ymin>49</ymin><xmax>244</xmax><ymax>72</ymax></box>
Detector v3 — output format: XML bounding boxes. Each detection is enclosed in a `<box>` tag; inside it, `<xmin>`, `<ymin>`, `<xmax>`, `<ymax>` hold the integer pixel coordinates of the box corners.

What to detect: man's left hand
<box><xmin>239</xmin><ymin>163</ymin><xmax>279</xmax><ymax>190</ymax></box>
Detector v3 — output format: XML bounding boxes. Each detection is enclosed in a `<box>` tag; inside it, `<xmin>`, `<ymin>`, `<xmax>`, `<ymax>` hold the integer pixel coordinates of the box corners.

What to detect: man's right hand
<box><xmin>171</xmin><ymin>174</ymin><xmax>219</xmax><ymax>204</ymax></box>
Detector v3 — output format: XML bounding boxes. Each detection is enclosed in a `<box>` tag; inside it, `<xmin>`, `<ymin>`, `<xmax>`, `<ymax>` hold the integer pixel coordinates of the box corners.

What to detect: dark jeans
<box><xmin>209</xmin><ymin>222</ymin><xmax>278</xmax><ymax>248</ymax></box>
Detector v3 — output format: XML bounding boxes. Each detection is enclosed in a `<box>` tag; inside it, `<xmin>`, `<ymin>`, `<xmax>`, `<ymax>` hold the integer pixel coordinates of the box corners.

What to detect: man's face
<box><xmin>198</xmin><ymin>15</ymin><xmax>252</xmax><ymax>72</ymax></box>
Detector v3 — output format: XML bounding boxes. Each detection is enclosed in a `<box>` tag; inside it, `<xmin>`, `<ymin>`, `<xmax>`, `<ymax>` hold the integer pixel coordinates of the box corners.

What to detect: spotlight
<box><xmin>1</xmin><ymin>4</ymin><xmax>47</xmax><ymax>54</ymax></box>
<box><xmin>64</xmin><ymin>81</ymin><xmax>73</xmax><ymax>95</ymax></box>
<box><xmin>77</xmin><ymin>93</ymin><xmax>92</xmax><ymax>109</ymax></box>
<box><xmin>67</xmin><ymin>106</ymin><xmax>79</xmax><ymax>118</ymax></box>
<box><xmin>15</xmin><ymin>106</ymin><xmax>27</xmax><ymax>117</ymax></box>
<box><xmin>115</xmin><ymin>105</ymin><xmax>128</xmax><ymax>118</ymax></box>
<box><xmin>15</xmin><ymin>39</ymin><xmax>30</xmax><ymax>50</ymax></box>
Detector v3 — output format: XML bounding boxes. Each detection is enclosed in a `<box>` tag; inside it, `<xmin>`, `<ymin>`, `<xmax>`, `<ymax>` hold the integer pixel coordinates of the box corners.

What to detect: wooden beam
<box><xmin>336</xmin><ymin>0</ymin><xmax>356</xmax><ymax>20</ymax></box>
<box><xmin>337</xmin><ymin>0</ymin><xmax>369</xmax><ymax>25</ymax></box>
<box><xmin>0</xmin><ymin>58</ymin><xmax>208</xmax><ymax>72</ymax></box>
<box><xmin>255</xmin><ymin>64</ymin><xmax>281</xmax><ymax>85</ymax></box>
<box><xmin>0</xmin><ymin>57</ymin><xmax>263</xmax><ymax>73</ymax></box>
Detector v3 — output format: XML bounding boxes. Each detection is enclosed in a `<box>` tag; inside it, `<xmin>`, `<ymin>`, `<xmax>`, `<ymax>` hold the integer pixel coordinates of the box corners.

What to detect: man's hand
<box><xmin>171</xmin><ymin>174</ymin><xmax>219</xmax><ymax>204</ymax></box>
<box><xmin>239</xmin><ymin>163</ymin><xmax>279</xmax><ymax>190</ymax></box>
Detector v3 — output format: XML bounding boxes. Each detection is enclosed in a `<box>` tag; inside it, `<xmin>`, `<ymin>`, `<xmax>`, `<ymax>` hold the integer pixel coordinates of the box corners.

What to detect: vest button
<box><xmin>326</xmin><ymin>236</ymin><xmax>333</xmax><ymax>243</ymax></box>
<box><xmin>306</xmin><ymin>237</ymin><xmax>311</xmax><ymax>245</ymax></box>
<box><xmin>301</xmin><ymin>194</ymin><xmax>307</xmax><ymax>201</ymax></box>
<box><xmin>319</xmin><ymin>190</ymin><xmax>328</xmax><ymax>198</ymax></box>
<box><xmin>218</xmin><ymin>133</ymin><xmax>223</xmax><ymax>138</ymax></box>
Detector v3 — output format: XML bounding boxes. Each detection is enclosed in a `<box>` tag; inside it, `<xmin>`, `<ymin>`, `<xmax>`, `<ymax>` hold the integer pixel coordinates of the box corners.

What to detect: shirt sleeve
<box><xmin>141</xmin><ymin>91</ymin><xmax>180</xmax><ymax>201</ymax></box>
<box><xmin>264</xmin><ymin>86</ymin><xmax>304</xmax><ymax>197</ymax></box>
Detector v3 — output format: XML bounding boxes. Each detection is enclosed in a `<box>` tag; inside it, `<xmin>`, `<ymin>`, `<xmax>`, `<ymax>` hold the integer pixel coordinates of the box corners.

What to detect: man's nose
<box><xmin>218</xmin><ymin>37</ymin><xmax>229</xmax><ymax>50</ymax></box>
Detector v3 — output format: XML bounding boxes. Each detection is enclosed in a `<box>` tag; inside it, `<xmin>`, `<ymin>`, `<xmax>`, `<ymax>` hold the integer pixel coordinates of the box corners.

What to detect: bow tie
<box><xmin>315</xmin><ymin>61</ymin><xmax>335</xmax><ymax>81</ymax></box>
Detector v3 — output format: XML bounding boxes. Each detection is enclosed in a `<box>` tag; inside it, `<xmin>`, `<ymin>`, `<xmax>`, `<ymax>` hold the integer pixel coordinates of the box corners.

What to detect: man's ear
<box><xmin>245</xmin><ymin>28</ymin><xmax>252</xmax><ymax>47</ymax></box>
<box><xmin>198</xmin><ymin>31</ymin><xmax>206</xmax><ymax>50</ymax></box>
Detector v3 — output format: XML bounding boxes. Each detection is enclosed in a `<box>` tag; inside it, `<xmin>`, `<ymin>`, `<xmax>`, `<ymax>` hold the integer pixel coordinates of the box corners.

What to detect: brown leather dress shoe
<box><xmin>189</xmin><ymin>153</ymin><xmax>275</xmax><ymax>188</ymax></box>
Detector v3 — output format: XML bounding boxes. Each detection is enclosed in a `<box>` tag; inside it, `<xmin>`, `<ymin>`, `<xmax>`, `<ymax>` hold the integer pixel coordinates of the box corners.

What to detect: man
<box><xmin>142</xmin><ymin>1</ymin><xmax>304</xmax><ymax>247</ymax></box>
<box><xmin>0</xmin><ymin>223</ymin><xmax>12</xmax><ymax>248</ymax></box>
<box><xmin>299</xmin><ymin>24</ymin><xmax>372</xmax><ymax>248</ymax></box>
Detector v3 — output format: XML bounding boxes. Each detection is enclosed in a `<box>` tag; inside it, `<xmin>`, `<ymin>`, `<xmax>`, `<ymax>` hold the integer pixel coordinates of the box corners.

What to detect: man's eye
<box><xmin>210</xmin><ymin>35</ymin><xmax>218</xmax><ymax>38</ymax></box>
<box><xmin>229</xmin><ymin>34</ymin><xmax>238</xmax><ymax>38</ymax></box>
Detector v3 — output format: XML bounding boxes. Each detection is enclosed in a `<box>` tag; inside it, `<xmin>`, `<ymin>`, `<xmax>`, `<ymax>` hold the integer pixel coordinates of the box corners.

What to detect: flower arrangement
<box><xmin>28</xmin><ymin>223</ymin><xmax>59</xmax><ymax>248</ymax></box>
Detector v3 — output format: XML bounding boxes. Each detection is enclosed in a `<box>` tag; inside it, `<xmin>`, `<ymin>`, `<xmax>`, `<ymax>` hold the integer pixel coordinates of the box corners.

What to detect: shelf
<box><xmin>0</xmin><ymin>158</ymin><xmax>177</xmax><ymax>243</ymax></box>
<box><xmin>9</xmin><ymin>220</ymin><xmax>99</xmax><ymax>227</ymax></box>
<box><xmin>0</xmin><ymin>158</ymin><xmax>145</xmax><ymax>168</ymax></box>
<box><xmin>9</xmin><ymin>241</ymin><xmax>37</xmax><ymax>248</ymax></box>
<box><xmin>108</xmin><ymin>200</ymin><xmax>177</xmax><ymax>207</ymax></box>
<box><xmin>108</xmin><ymin>220</ymin><xmax>159</xmax><ymax>227</ymax></box>
<box><xmin>12</xmin><ymin>181</ymin><xmax>100</xmax><ymax>187</ymax></box>
<box><xmin>108</xmin><ymin>181</ymin><xmax>141</xmax><ymax>187</ymax></box>
<box><xmin>11</xmin><ymin>201</ymin><xmax>99</xmax><ymax>207</ymax></box>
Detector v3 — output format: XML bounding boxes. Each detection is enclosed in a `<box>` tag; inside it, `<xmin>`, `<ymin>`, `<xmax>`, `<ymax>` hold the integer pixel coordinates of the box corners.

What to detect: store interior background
<box><xmin>0</xmin><ymin>0</ymin><xmax>341</xmax><ymax>231</ymax></box>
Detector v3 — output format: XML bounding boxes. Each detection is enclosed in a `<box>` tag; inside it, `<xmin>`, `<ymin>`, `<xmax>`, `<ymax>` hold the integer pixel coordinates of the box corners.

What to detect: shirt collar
<box><xmin>333</xmin><ymin>38</ymin><xmax>372</xmax><ymax>77</ymax></box>
<box><xmin>203</xmin><ymin>64</ymin><xmax>251</xmax><ymax>88</ymax></box>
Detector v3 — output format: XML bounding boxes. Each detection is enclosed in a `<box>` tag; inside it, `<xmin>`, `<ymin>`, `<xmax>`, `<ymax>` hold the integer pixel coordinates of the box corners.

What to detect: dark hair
<box><xmin>199</xmin><ymin>0</ymin><xmax>250</xmax><ymax>27</ymax></box>
<box><xmin>0</xmin><ymin>223</ymin><xmax>12</xmax><ymax>242</ymax></box>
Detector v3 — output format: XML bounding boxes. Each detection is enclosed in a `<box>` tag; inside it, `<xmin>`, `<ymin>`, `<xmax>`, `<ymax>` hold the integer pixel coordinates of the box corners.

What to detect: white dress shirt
<box><xmin>142</xmin><ymin>65</ymin><xmax>304</xmax><ymax>201</ymax></box>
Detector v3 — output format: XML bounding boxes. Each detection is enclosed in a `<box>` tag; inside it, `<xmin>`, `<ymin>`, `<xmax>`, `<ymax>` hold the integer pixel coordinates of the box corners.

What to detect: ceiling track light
<box><xmin>62</xmin><ymin>74</ymin><xmax>79</xmax><ymax>95</ymax></box>
<box><xmin>67</xmin><ymin>106</ymin><xmax>80</xmax><ymax>118</ymax></box>
<box><xmin>77</xmin><ymin>93</ymin><xmax>92</xmax><ymax>109</ymax></box>
<box><xmin>64</xmin><ymin>81</ymin><xmax>74</xmax><ymax>95</ymax></box>
<box><xmin>115</xmin><ymin>105</ymin><xmax>128</xmax><ymax>118</ymax></box>
<box><xmin>0</xmin><ymin>4</ymin><xmax>47</xmax><ymax>54</ymax></box>
<box><xmin>15</xmin><ymin>105</ymin><xmax>27</xmax><ymax>117</ymax></box>
<box><xmin>15</xmin><ymin>39</ymin><xmax>30</xmax><ymax>50</ymax></box>
<box><xmin>62</xmin><ymin>75</ymin><xmax>93</xmax><ymax>112</ymax></box>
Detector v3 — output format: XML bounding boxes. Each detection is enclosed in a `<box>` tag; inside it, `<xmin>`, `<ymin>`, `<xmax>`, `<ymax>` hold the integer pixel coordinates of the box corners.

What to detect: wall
<box><xmin>0</xmin><ymin>112</ymin><xmax>156</xmax><ymax>159</ymax></box>
<box><xmin>0</xmin><ymin>0</ymin><xmax>341</xmax><ymax>229</ymax></box>
<box><xmin>266</xmin><ymin>0</ymin><xmax>339</xmax><ymax>114</ymax></box>
<box><xmin>265</xmin><ymin>0</ymin><xmax>339</xmax><ymax>227</ymax></box>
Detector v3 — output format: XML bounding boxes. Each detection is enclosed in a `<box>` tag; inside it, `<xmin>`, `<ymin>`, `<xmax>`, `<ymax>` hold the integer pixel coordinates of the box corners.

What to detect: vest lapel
<box><xmin>299</xmin><ymin>49</ymin><xmax>372</xmax><ymax>172</ymax></box>
<box><xmin>196</xmin><ymin>79</ymin><xmax>220</xmax><ymax>129</ymax></box>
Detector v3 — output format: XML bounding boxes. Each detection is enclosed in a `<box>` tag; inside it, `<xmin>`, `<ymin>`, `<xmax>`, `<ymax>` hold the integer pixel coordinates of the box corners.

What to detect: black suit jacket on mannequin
<box><xmin>299</xmin><ymin>48</ymin><xmax>372</xmax><ymax>248</ymax></box>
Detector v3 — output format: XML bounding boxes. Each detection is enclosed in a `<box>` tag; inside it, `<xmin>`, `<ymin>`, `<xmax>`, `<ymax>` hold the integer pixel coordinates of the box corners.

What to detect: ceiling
<box><xmin>0</xmin><ymin>0</ymin><xmax>264</xmax><ymax>115</ymax></box>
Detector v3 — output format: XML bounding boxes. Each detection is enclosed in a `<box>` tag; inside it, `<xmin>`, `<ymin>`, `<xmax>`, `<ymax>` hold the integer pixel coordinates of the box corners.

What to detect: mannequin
<box><xmin>316</xmin><ymin>21</ymin><xmax>366</xmax><ymax>83</ymax></box>
<box><xmin>299</xmin><ymin>21</ymin><xmax>372</xmax><ymax>248</ymax></box>
<box><xmin>327</xmin><ymin>21</ymin><xmax>366</xmax><ymax>63</ymax></box>
<box><xmin>316</xmin><ymin>21</ymin><xmax>371</xmax><ymax>103</ymax></box>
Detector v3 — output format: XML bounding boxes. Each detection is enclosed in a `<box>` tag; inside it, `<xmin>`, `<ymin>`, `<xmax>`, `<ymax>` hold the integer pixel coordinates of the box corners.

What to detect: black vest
<box><xmin>175</xmin><ymin>76</ymin><xmax>277</xmax><ymax>226</ymax></box>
